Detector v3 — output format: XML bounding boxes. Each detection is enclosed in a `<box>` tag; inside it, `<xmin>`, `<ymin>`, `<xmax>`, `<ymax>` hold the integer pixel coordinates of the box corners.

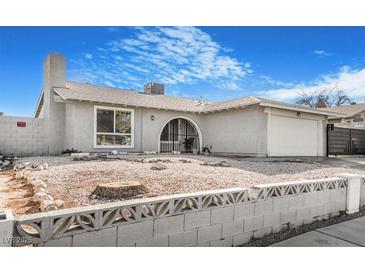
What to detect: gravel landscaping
<box><xmin>9</xmin><ymin>154</ymin><xmax>365</xmax><ymax>210</ymax></box>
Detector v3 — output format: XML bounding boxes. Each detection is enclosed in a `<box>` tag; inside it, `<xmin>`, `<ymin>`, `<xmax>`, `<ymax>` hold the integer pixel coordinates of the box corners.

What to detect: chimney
<box><xmin>44</xmin><ymin>53</ymin><xmax>66</xmax><ymax>88</ymax></box>
<box><xmin>144</xmin><ymin>82</ymin><xmax>164</xmax><ymax>95</ymax></box>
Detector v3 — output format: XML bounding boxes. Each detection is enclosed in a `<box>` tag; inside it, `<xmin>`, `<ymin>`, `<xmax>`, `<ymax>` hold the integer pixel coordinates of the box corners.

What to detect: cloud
<box><xmin>260</xmin><ymin>66</ymin><xmax>365</xmax><ymax>102</ymax></box>
<box><xmin>259</xmin><ymin>75</ymin><xmax>295</xmax><ymax>88</ymax></box>
<box><xmin>313</xmin><ymin>50</ymin><xmax>332</xmax><ymax>57</ymax></box>
<box><xmin>70</xmin><ymin>27</ymin><xmax>250</xmax><ymax>91</ymax></box>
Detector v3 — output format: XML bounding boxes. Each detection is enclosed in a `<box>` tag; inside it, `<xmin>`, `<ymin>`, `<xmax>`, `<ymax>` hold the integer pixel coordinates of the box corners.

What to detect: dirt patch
<box><xmin>0</xmin><ymin>171</ymin><xmax>38</xmax><ymax>216</ymax></box>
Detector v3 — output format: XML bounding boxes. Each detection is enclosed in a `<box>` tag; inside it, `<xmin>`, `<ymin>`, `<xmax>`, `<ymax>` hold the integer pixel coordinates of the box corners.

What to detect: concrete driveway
<box><xmin>336</xmin><ymin>156</ymin><xmax>365</xmax><ymax>166</ymax></box>
<box><xmin>271</xmin><ymin>216</ymin><xmax>365</xmax><ymax>247</ymax></box>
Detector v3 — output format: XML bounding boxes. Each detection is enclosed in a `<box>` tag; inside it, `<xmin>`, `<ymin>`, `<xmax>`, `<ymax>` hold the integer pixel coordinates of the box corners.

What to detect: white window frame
<box><xmin>93</xmin><ymin>105</ymin><xmax>134</xmax><ymax>149</ymax></box>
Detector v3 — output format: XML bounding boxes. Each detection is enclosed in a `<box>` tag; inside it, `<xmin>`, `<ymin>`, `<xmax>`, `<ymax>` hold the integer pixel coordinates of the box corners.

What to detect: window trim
<box><xmin>93</xmin><ymin>105</ymin><xmax>134</xmax><ymax>149</ymax></box>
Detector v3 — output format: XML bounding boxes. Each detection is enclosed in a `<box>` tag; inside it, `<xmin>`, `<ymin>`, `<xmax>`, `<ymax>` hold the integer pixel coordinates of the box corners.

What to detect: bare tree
<box><xmin>296</xmin><ymin>88</ymin><xmax>353</xmax><ymax>108</ymax></box>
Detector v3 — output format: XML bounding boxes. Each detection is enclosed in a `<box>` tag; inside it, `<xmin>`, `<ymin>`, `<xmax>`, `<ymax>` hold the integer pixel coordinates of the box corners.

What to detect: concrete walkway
<box><xmin>271</xmin><ymin>216</ymin><xmax>365</xmax><ymax>247</ymax></box>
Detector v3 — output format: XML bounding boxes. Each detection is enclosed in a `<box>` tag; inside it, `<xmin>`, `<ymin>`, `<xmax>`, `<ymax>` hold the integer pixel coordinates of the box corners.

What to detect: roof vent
<box><xmin>144</xmin><ymin>82</ymin><xmax>164</xmax><ymax>95</ymax></box>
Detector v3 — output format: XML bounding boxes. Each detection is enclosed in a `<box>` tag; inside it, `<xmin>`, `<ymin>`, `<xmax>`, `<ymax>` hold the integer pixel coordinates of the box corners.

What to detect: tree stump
<box><xmin>91</xmin><ymin>181</ymin><xmax>148</xmax><ymax>199</ymax></box>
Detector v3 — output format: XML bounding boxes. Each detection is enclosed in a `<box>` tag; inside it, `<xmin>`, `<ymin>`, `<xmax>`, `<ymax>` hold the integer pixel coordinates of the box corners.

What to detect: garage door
<box><xmin>270</xmin><ymin>115</ymin><xmax>319</xmax><ymax>156</ymax></box>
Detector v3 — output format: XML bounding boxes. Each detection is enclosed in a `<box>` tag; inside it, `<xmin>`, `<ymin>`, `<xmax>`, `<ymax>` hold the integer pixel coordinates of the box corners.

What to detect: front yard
<box><xmin>1</xmin><ymin>154</ymin><xmax>365</xmax><ymax>215</ymax></box>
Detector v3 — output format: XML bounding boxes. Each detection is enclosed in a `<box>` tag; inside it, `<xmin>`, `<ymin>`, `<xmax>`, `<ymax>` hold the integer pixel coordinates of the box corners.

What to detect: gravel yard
<box><xmin>11</xmin><ymin>155</ymin><xmax>365</xmax><ymax>210</ymax></box>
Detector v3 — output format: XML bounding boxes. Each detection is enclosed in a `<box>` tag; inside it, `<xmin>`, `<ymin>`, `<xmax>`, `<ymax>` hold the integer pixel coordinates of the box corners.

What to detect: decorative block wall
<box><xmin>12</xmin><ymin>176</ymin><xmax>350</xmax><ymax>247</ymax></box>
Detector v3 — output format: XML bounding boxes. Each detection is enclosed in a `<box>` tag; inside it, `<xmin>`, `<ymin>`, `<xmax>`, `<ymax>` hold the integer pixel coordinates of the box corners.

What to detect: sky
<box><xmin>0</xmin><ymin>26</ymin><xmax>364</xmax><ymax>117</ymax></box>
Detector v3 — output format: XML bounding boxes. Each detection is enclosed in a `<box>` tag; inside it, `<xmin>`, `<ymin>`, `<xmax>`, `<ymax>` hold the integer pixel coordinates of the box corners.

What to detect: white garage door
<box><xmin>270</xmin><ymin>115</ymin><xmax>319</xmax><ymax>156</ymax></box>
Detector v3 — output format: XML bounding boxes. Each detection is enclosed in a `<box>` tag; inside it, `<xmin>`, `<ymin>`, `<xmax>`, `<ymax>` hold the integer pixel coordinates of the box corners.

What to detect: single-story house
<box><xmin>0</xmin><ymin>53</ymin><xmax>338</xmax><ymax>157</ymax></box>
<box><xmin>319</xmin><ymin>103</ymin><xmax>365</xmax><ymax>129</ymax></box>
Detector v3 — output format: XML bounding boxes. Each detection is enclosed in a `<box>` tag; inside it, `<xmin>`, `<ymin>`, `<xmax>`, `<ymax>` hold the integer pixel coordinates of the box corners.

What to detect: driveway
<box><xmin>334</xmin><ymin>155</ymin><xmax>365</xmax><ymax>166</ymax></box>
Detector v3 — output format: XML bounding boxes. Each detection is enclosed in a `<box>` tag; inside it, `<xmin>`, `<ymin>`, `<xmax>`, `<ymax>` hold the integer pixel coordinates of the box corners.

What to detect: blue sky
<box><xmin>0</xmin><ymin>26</ymin><xmax>364</xmax><ymax>117</ymax></box>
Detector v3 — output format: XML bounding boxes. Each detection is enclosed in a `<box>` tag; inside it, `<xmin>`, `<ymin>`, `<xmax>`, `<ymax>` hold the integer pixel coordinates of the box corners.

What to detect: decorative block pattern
<box><xmin>11</xmin><ymin>176</ymin><xmax>351</xmax><ymax>247</ymax></box>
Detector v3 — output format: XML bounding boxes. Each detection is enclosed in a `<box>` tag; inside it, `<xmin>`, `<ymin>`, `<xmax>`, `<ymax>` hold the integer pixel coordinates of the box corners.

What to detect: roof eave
<box><xmin>259</xmin><ymin>102</ymin><xmax>344</xmax><ymax>117</ymax></box>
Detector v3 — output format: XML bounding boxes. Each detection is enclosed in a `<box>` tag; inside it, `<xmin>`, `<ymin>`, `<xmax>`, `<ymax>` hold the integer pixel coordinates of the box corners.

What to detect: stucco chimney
<box><xmin>44</xmin><ymin>53</ymin><xmax>66</xmax><ymax>88</ymax></box>
<box><xmin>144</xmin><ymin>82</ymin><xmax>164</xmax><ymax>95</ymax></box>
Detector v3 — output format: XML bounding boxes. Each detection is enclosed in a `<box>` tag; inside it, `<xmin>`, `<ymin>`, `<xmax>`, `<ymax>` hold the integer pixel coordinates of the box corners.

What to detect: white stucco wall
<box><xmin>200</xmin><ymin>106</ymin><xmax>268</xmax><ymax>156</ymax></box>
<box><xmin>63</xmin><ymin>101</ymin><xmax>143</xmax><ymax>153</ymax></box>
<box><xmin>63</xmin><ymin>102</ymin><xmax>204</xmax><ymax>153</ymax></box>
<box><xmin>62</xmin><ymin>102</ymin><xmax>268</xmax><ymax>155</ymax></box>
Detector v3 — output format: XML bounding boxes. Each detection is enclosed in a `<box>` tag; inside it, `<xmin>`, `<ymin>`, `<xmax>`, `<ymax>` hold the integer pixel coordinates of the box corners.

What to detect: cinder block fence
<box><xmin>1</xmin><ymin>173</ymin><xmax>364</xmax><ymax>247</ymax></box>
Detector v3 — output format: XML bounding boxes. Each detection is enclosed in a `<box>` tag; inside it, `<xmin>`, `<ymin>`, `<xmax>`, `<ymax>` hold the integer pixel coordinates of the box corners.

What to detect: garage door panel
<box><xmin>270</xmin><ymin>115</ymin><xmax>318</xmax><ymax>156</ymax></box>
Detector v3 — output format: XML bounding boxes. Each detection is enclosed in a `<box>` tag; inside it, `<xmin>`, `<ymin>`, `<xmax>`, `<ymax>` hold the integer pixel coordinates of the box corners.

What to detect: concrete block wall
<box><xmin>360</xmin><ymin>177</ymin><xmax>365</xmax><ymax>208</ymax></box>
<box><xmin>0</xmin><ymin>116</ymin><xmax>48</xmax><ymax>156</ymax></box>
<box><xmin>9</xmin><ymin>176</ymin><xmax>354</xmax><ymax>247</ymax></box>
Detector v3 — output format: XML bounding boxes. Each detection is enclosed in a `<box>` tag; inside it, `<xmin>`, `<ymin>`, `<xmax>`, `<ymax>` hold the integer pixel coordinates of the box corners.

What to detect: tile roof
<box><xmin>53</xmin><ymin>81</ymin><xmax>337</xmax><ymax>116</ymax></box>
<box><xmin>319</xmin><ymin>103</ymin><xmax>365</xmax><ymax>117</ymax></box>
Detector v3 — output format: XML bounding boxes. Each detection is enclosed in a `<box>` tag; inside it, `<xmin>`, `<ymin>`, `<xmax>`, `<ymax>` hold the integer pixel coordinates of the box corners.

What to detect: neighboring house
<box><xmin>319</xmin><ymin>104</ymin><xmax>365</xmax><ymax>129</ymax></box>
<box><xmin>0</xmin><ymin>53</ymin><xmax>337</xmax><ymax>157</ymax></box>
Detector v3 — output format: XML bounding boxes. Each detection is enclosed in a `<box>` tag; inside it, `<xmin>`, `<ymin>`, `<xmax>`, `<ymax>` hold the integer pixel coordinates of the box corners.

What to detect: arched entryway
<box><xmin>159</xmin><ymin>117</ymin><xmax>202</xmax><ymax>153</ymax></box>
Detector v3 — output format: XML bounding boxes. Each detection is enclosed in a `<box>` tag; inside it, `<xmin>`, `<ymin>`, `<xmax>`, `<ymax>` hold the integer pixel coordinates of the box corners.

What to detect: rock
<box><xmin>42</xmin><ymin>163</ymin><xmax>49</xmax><ymax>170</ymax></box>
<box><xmin>33</xmin><ymin>192</ymin><xmax>47</xmax><ymax>202</ymax></box>
<box><xmin>179</xmin><ymin>159</ymin><xmax>191</xmax><ymax>163</ymax></box>
<box><xmin>144</xmin><ymin>151</ymin><xmax>157</xmax><ymax>155</ymax></box>
<box><xmin>220</xmin><ymin>161</ymin><xmax>231</xmax><ymax>167</ymax></box>
<box><xmin>46</xmin><ymin>195</ymin><xmax>54</xmax><ymax>201</ymax></box>
<box><xmin>151</xmin><ymin>163</ymin><xmax>168</xmax><ymax>170</ymax></box>
<box><xmin>35</xmin><ymin>186</ymin><xmax>47</xmax><ymax>193</ymax></box>
<box><xmin>71</xmin><ymin>152</ymin><xmax>90</xmax><ymax>159</ymax></box>
<box><xmin>15</xmin><ymin>172</ymin><xmax>24</xmax><ymax>180</ymax></box>
<box><xmin>24</xmin><ymin>162</ymin><xmax>31</xmax><ymax>167</ymax></box>
<box><xmin>13</xmin><ymin>164</ymin><xmax>24</xmax><ymax>171</ymax></box>
<box><xmin>35</xmin><ymin>165</ymin><xmax>44</xmax><ymax>171</ymax></box>
<box><xmin>111</xmin><ymin>150</ymin><xmax>118</xmax><ymax>155</ymax></box>
<box><xmin>201</xmin><ymin>161</ymin><xmax>231</xmax><ymax>167</ymax></box>
<box><xmin>54</xmin><ymin>199</ymin><xmax>65</xmax><ymax>209</ymax></box>
<box><xmin>40</xmin><ymin>199</ymin><xmax>56</xmax><ymax>211</ymax></box>
<box><xmin>91</xmin><ymin>181</ymin><xmax>148</xmax><ymax>199</ymax></box>
<box><xmin>32</xmin><ymin>180</ymin><xmax>47</xmax><ymax>189</ymax></box>
<box><xmin>2</xmin><ymin>160</ymin><xmax>10</xmax><ymax>168</ymax></box>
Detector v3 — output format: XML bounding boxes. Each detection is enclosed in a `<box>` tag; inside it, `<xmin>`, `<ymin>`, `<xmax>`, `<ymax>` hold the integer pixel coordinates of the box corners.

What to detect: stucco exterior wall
<box><xmin>140</xmin><ymin>108</ymin><xmax>203</xmax><ymax>152</ymax></box>
<box><xmin>200</xmin><ymin>106</ymin><xmax>268</xmax><ymax>156</ymax></box>
<box><xmin>63</xmin><ymin>101</ymin><xmax>143</xmax><ymax>153</ymax></box>
<box><xmin>63</xmin><ymin>103</ymin><xmax>204</xmax><ymax>153</ymax></box>
<box><xmin>62</xmin><ymin>103</ymin><xmax>269</xmax><ymax>155</ymax></box>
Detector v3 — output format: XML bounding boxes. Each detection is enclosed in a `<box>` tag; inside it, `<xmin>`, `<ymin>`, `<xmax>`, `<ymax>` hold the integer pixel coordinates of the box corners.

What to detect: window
<box><xmin>94</xmin><ymin>106</ymin><xmax>134</xmax><ymax>148</ymax></box>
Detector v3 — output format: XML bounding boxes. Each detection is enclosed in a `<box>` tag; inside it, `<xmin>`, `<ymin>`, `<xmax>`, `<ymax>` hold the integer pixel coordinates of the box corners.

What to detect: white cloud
<box><xmin>313</xmin><ymin>50</ymin><xmax>332</xmax><ymax>57</ymax></box>
<box><xmin>260</xmin><ymin>66</ymin><xmax>365</xmax><ymax>102</ymax></box>
<box><xmin>71</xmin><ymin>27</ymin><xmax>250</xmax><ymax>91</ymax></box>
<box><xmin>259</xmin><ymin>75</ymin><xmax>295</xmax><ymax>88</ymax></box>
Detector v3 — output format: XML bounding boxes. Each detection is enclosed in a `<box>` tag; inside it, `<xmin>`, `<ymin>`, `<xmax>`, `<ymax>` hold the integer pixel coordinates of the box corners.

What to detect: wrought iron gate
<box><xmin>160</xmin><ymin>118</ymin><xmax>200</xmax><ymax>153</ymax></box>
<box><xmin>327</xmin><ymin>125</ymin><xmax>365</xmax><ymax>155</ymax></box>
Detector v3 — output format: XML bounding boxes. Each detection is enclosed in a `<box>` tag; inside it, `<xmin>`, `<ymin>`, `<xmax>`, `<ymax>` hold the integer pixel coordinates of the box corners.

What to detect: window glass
<box><xmin>96</xmin><ymin>134</ymin><xmax>131</xmax><ymax>146</ymax></box>
<box><xmin>97</xmin><ymin>109</ymin><xmax>114</xmax><ymax>133</ymax></box>
<box><xmin>115</xmin><ymin>111</ymin><xmax>131</xmax><ymax>133</ymax></box>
